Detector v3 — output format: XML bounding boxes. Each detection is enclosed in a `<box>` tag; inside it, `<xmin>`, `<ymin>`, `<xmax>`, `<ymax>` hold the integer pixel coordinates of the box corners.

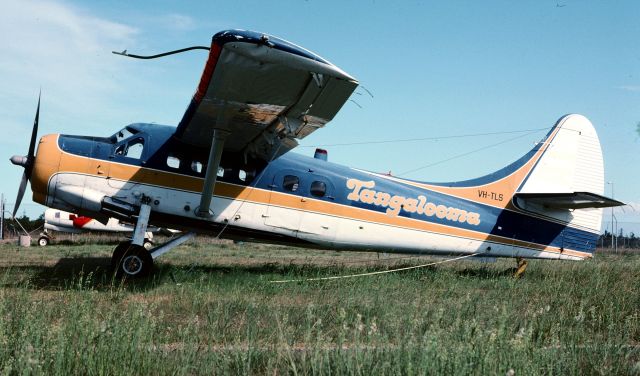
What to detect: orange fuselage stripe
<box><xmin>32</xmin><ymin>131</ymin><xmax>591</xmax><ymax>259</ymax></box>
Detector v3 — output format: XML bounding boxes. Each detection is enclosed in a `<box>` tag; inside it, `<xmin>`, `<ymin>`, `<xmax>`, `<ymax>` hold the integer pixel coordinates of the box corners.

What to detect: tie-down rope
<box><xmin>269</xmin><ymin>251</ymin><xmax>489</xmax><ymax>283</ymax></box>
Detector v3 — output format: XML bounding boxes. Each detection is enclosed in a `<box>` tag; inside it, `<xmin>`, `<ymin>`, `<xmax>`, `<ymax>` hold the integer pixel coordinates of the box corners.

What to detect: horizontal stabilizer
<box><xmin>514</xmin><ymin>192</ymin><xmax>624</xmax><ymax>209</ymax></box>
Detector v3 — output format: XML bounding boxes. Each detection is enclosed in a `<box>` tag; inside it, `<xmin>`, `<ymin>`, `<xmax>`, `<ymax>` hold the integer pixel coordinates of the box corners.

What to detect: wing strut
<box><xmin>196</xmin><ymin>129</ymin><xmax>228</xmax><ymax>218</ymax></box>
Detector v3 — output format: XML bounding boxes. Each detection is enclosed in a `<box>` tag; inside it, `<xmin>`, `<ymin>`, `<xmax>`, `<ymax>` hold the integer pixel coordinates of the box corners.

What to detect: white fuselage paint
<box><xmin>45</xmin><ymin>171</ymin><xmax>583</xmax><ymax>261</ymax></box>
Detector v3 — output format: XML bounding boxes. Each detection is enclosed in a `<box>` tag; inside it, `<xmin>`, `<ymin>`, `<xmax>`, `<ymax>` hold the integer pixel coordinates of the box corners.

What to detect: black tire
<box><xmin>38</xmin><ymin>236</ymin><xmax>49</xmax><ymax>247</ymax></box>
<box><xmin>114</xmin><ymin>244</ymin><xmax>154</xmax><ymax>279</ymax></box>
<box><xmin>111</xmin><ymin>241</ymin><xmax>131</xmax><ymax>270</ymax></box>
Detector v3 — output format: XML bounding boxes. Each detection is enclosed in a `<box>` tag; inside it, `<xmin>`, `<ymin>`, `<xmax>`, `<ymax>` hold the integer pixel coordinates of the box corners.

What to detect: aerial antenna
<box><xmin>360</xmin><ymin>84</ymin><xmax>374</xmax><ymax>98</ymax></box>
<box><xmin>112</xmin><ymin>46</ymin><xmax>210</xmax><ymax>60</ymax></box>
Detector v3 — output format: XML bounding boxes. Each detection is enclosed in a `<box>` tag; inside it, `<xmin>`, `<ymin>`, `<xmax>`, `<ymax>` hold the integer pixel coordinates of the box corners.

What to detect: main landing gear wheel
<box><xmin>38</xmin><ymin>236</ymin><xmax>49</xmax><ymax>247</ymax></box>
<box><xmin>111</xmin><ymin>241</ymin><xmax>130</xmax><ymax>269</ymax></box>
<box><xmin>112</xmin><ymin>242</ymin><xmax>153</xmax><ymax>279</ymax></box>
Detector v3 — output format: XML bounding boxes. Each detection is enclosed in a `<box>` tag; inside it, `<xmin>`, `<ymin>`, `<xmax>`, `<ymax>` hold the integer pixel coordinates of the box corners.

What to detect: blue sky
<box><xmin>1</xmin><ymin>0</ymin><xmax>639</xmax><ymax>234</ymax></box>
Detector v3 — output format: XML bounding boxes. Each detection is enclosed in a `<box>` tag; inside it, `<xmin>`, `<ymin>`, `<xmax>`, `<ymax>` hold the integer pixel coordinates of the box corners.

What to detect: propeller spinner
<box><xmin>9</xmin><ymin>94</ymin><xmax>40</xmax><ymax>218</ymax></box>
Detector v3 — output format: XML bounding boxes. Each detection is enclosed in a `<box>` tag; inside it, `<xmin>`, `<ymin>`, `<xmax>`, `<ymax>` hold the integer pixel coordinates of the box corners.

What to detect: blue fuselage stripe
<box><xmin>58</xmin><ymin>123</ymin><xmax>597</xmax><ymax>254</ymax></box>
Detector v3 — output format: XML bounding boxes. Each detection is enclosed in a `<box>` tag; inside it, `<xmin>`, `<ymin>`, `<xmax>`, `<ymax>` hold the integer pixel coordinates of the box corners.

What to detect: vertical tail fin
<box><xmin>515</xmin><ymin>114</ymin><xmax>622</xmax><ymax>234</ymax></box>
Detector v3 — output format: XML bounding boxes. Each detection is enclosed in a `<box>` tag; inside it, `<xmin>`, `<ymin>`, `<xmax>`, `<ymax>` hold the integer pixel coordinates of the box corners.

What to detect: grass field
<box><xmin>0</xmin><ymin>239</ymin><xmax>638</xmax><ymax>375</ymax></box>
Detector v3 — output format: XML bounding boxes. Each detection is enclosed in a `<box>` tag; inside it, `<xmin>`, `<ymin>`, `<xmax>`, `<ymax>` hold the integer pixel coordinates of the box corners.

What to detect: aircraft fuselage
<box><xmin>29</xmin><ymin>122</ymin><xmax>596</xmax><ymax>260</ymax></box>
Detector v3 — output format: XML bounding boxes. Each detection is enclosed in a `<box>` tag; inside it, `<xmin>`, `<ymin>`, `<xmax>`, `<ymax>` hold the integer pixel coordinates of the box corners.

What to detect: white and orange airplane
<box><xmin>38</xmin><ymin>208</ymin><xmax>156</xmax><ymax>248</ymax></box>
<box><xmin>10</xmin><ymin>30</ymin><xmax>623</xmax><ymax>278</ymax></box>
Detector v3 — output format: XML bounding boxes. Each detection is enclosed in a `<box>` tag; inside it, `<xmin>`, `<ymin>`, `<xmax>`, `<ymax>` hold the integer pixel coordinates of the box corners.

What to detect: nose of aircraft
<box><xmin>10</xmin><ymin>155</ymin><xmax>29</xmax><ymax>167</ymax></box>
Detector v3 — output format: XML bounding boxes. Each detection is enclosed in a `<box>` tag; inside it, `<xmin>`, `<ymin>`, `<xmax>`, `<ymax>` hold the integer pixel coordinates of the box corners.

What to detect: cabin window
<box><xmin>239</xmin><ymin>170</ymin><xmax>247</xmax><ymax>182</ymax></box>
<box><xmin>283</xmin><ymin>175</ymin><xmax>299</xmax><ymax>192</ymax></box>
<box><xmin>191</xmin><ymin>161</ymin><xmax>203</xmax><ymax>174</ymax></box>
<box><xmin>217</xmin><ymin>167</ymin><xmax>224</xmax><ymax>178</ymax></box>
<box><xmin>244</xmin><ymin>169</ymin><xmax>256</xmax><ymax>184</ymax></box>
<box><xmin>124</xmin><ymin>138</ymin><xmax>144</xmax><ymax>159</ymax></box>
<box><xmin>167</xmin><ymin>155</ymin><xmax>180</xmax><ymax>169</ymax></box>
<box><xmin>310</xmin><ymin>181</ymin><xmax>327</xmax><ymax>198</ymax></box>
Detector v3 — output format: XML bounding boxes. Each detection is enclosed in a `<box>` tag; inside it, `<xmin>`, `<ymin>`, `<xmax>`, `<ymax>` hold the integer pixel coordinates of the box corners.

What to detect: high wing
<box><xmin>175</xmin><ymin>29</ymin><xmax>359</xmax><ymax>161</ymax></box>
<box><xmin>173</xmin><ymin>30</ymin><xmax>358</xmax><ymax>217</ymax></box>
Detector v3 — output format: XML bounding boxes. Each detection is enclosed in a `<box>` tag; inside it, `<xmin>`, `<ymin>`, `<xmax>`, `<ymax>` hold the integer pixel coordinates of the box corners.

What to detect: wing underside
<box><xmin>175</xmin><ymin>30</ymin><xmax>359</xmax><ymax>161</ymax></box>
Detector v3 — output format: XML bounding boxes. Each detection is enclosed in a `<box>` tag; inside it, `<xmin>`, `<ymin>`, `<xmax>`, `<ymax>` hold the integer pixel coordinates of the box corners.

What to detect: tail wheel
<box><xmin>143</xmin><ymin>239</ymin><xmax>153</xmax><ymax>250</ymax></box>
<box><xmin>38</xmin><ymin>236</ymin><xmax>49</xmax><ymax>247</ymax></box>
<box><xmin>113</xmin><ymin>243</ymin><xmax>154</xmax><ymax>279</ymax></box>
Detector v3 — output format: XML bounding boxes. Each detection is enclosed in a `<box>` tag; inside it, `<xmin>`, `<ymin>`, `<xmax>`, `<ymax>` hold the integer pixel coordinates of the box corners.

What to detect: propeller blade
<box><xmin>12</xmin><ymin>171</ymin><xmax>28</xmax><ymax>218</ymax></box>
<box><xmin>10</xmin><ymin>92</ymin><xmax>42</xmax><ymax>218</ymax></box>
<box><xmin>27</xmin><ymin>92</ymin><xmax>40</xmax><ymax>160</ymax></box>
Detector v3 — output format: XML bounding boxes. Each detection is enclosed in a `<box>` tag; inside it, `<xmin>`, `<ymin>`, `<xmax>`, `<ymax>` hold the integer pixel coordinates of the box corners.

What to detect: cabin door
<box><xmin>297</xmin><ymin>174</ymin><xmax>338</xmax><ymax>243</ymax></box>
<box><xmin>264</xmin><ymin>170</ymin><xmax>303</xmax><ymax>232</ymax></box>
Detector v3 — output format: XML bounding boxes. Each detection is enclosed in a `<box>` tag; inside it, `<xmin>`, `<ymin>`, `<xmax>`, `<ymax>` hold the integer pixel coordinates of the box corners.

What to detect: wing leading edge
<box><xmin>175</xmin><ymin>29</ymin><xmax>359</xmax><ymax>161</ymax></box>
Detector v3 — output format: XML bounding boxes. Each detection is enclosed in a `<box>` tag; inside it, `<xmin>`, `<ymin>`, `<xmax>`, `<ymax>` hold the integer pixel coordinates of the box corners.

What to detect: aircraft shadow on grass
<box><xmin>0</xmin><ymin>257</ymin><xmax>357</xmax><ymax>291</ymax></box>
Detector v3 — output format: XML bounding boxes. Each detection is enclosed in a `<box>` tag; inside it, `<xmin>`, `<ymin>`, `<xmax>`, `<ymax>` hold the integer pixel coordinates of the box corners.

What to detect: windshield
<box><xmin>111</xmin><ymin>127</ymin><xmax>138</xmax><ymax>143</ymax></box>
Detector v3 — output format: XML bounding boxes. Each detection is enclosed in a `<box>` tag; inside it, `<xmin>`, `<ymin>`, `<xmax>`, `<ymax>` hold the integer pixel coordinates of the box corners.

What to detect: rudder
<box><xmin>515</xmin><ymin>114</ymin><xmax>607</xmax><ymax>233</ymax></box>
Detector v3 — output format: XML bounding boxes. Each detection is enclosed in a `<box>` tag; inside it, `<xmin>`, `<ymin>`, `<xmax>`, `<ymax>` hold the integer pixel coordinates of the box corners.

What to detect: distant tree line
<box><xmin>598</xmin><ymin>229</ymin><xmax>640</xmax><ymax>249</ymax></box>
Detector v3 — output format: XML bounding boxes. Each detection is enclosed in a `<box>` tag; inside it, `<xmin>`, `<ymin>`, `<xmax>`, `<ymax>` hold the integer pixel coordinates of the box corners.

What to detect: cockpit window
<box><xmin>125</xmin><ymin>139</ymin><xmax>144</xmax><ymax>159</ymax></box>
<box><xmin>115</xmin><ymin>137</ymin><xmax>144</xmax><ymax>159</ymax></box>
<box><xmin>112</xmin><ymin>127</ymin><xmax>138</xmax><ymax>143</ymax></box>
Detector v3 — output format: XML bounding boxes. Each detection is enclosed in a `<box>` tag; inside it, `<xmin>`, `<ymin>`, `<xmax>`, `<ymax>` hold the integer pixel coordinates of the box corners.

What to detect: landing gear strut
<box><xmin>112</xmin><ymin>201</ymin><xmax>154</xmax><ymax>279</ymax></box>
<box><xmin>111</xmin><ymin>199</ymin><xmax>196</xmax><ymax>279</ymax></box>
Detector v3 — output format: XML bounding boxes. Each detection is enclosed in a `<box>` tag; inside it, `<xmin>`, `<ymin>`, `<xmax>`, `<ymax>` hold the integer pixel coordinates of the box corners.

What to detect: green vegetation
<box><xmin>0</xmin><ymin>241</ymin><xmax>638</xmax><ymax>375</ymax></box>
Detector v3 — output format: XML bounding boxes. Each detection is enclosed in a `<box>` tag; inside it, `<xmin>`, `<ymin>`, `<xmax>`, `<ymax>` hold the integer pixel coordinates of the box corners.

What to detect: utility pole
<box><xmin>0</xmin><ymin>194</ymin><xmax>3</xmax><ymax>240</ymax></box>
<box><xmin>607</xmin><ymin>182</ymin><xmax>616</xmax><ymax>253</ymax></box>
